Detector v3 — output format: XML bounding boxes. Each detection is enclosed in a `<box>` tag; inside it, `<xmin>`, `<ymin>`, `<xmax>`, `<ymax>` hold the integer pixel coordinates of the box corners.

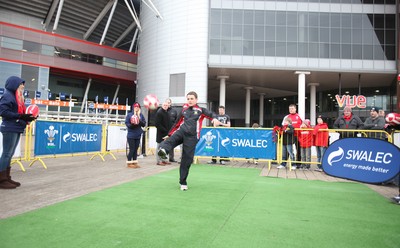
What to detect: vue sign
<box><xmin>335</xmin><ymin>95</ymin><xmax>366</xmax><ymax>108</ymax></box>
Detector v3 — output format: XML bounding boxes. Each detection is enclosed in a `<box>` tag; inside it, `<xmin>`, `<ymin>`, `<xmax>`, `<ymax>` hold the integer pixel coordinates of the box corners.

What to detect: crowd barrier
<box><xmin>1</xmin><ymin>121</ymin><xmax>398</xmax><ymax>173</ymax></box>
<box><xmin>193</xmin><ymin>127</ymin><xmax>399</xmax><ymax>171</ymax></box>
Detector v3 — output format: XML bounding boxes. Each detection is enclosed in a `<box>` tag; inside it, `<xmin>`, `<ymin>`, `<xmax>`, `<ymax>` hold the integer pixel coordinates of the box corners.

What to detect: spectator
<box><xmin>0</xmin><ymin>76</ymin><xmax>36</xmax><ymax>189</ymax></box>
<box><xmin>158</xmin><ymin>91</ymin><xmax>220</xmax><ymax>191</ymax></box>
<box><xmin>208</xmin><ymin>106</ymin><xmax>231</xmax><ymax>165</ymax></box>
<box><xmin>333</xmin><ymin>106</ymin><xmax>363</xmax><ymax>138</ymax></box>
<box><xmin>246</xmin><ymin>123</ymin><xmax>260</xmax><ymax>165</ymax></box>
<box><xmin>282</xmin><ymin>104</ymin><xmax>302</xmax><ymax>168</ymax></box>
<box><xmin>364</xmin><ymin>107</ymin><xmax>386</xmax><ymax>140</ymax></box>
<box><xmin>313</xmin><ymin>115</ymin><xmax>329</xmax><ymax>172</ymax></box>
<box><xmin>155</xmin><ymin>102</ymin><xmax>171</xmax><ymax>166</ymax></box>
<box><xmin>277</xmin><ymin>117</ymin><xmax>296</xmax><ymax>169</ymax></box>
<box><xmin>125</xmin><ymin>102</ymin><xmax>146</xmax><ymax>168</ymax></box>
<box><xmin>165</xmin><ymin>98</ymin><xmax>179</xmax><ymax>163</ymax></box>
<box><xmin>298</xmin><ymin>119</ymin><xmax>313</xmax><ymax>170</ymax></box>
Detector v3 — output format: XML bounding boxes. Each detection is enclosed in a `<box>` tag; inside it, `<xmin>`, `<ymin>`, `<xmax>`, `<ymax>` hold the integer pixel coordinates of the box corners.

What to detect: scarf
<box><xmin>343</xmin><ymin>114</ymin><xmax>352</xmax><ymax>128</ymax></box>
<box><xmin>15</xmin><ymin>89</ymin><xmax>26</xmax><ymax>114</ymax></box>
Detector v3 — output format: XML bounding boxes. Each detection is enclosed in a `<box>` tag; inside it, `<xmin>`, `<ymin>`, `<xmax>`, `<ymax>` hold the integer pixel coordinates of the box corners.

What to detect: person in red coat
<box><xmin>313</xmin><ymin>115</ymin><xmax>329</xmax><ymax>172</ymax></box>
<box><xmin>298</xmin><ymin>119</ymin><xmax>313</xmax><ymax>170</ymax></box>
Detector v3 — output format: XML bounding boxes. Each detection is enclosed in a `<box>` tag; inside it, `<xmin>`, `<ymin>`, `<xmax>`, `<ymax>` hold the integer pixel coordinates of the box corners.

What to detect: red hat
<box><xmin>133</xmin><ymin>102</ymin><xmax>140</xmax><ymax>108</ymax></box>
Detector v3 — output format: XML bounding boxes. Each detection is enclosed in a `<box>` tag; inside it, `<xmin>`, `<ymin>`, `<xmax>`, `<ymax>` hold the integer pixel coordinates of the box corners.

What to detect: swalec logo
<box><xmin>327</xmin><ymin>147</ymin><xmax>344</xmax><ymax>166</ymax></box>
<box><xmin>322</xmin><ymin>138</ymin><xmax>400</xmax><ymax>184</ymax></box>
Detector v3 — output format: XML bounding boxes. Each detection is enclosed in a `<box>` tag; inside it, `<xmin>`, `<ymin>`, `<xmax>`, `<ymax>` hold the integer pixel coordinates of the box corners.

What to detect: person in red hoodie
<box><xmin>298</xmin><ymin>119</ymin><xmax>313</xmax><ymax>170</ymax></box>
<box><xmin>313</xmin><ymin>115</ymin><xmax>329</xmax><ymax>172</ymax></box>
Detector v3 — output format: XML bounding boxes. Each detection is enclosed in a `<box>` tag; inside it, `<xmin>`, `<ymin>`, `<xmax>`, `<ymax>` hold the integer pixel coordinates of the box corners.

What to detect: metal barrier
<box><xmin>5</xmin><ymin>122</ymin><xmax>397</xmax><ymax>172</ymax></box>
<box><xmin>193</xmin><ymin>127</ymin><xmax>395</xmax><ymax>171</ymax></box>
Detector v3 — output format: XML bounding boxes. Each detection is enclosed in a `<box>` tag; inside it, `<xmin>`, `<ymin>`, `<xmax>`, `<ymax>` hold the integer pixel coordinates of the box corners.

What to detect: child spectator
<box><xmin>298</xmin><ymin>119</ymin><xmax>313</xmax><ymax>170</ymax></box>
<box><xmin>277</xmin><ymin>117</ymin><xmax>296</xmax><ymax>169</ymax></box>
<box><xmin>246</xmin><ymin>123</ymin><xmax>260</xmax><ymax>165</ymax></box>
<box><xmin>313</xmin><ymin>115</ymin><xmax>329</xmax><ymax>172</ymax></box>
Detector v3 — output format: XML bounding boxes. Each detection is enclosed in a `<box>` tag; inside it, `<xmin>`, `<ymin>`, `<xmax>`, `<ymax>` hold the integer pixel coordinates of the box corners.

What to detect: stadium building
<box><xmin>0</xmin><ymin>0</ymin><xmax>399</xmax><ymax>127</ymax></box>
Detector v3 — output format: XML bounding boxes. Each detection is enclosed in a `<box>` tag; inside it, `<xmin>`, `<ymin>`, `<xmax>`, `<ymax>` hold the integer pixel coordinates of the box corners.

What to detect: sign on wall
<box><xmin>195</xmin><ymin>128</ymin><xmax>276</xmax><ymax>159</ymax></box>
<box><xmin>322</xmin><ymin>138</ymin><xmax>400</xmax><ymax>184</ymax></box>
<box><xmin>35</xmin><ymin>120</ymin><xmax>102</xmax><ymax>155</ymax></box>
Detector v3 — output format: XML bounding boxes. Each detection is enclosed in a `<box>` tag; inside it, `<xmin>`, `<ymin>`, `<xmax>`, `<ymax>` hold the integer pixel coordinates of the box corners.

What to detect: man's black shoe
<box><xmin>158</xmin><ymin>148</ymin><xmax>168</xmax><ymax>160</ymax></box>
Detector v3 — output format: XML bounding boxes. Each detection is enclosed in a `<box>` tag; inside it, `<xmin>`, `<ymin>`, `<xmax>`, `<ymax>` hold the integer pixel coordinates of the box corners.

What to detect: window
<box><xmin>169</xmin><ymin>73</ymin><xmax>185</xmax><ymax>97</ymax></box>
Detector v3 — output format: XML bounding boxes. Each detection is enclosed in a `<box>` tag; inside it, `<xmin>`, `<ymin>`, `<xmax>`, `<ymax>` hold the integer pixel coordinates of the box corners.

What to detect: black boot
<box><xmin>7</xmin><ymin>167</ymin><xmax>21</xmax><ymax>187</ymax></box>
<box><xmin>0</xmin><ymin>170</ymin><xmax>17</xmax><ymax>189</ymax></box>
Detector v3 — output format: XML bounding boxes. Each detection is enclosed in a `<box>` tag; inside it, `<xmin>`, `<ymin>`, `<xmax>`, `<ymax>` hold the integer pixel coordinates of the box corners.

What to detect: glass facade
<box><xmin>209</xmin><ymin>1</ymin><xmax>397</xmax><ymax>126</ymax></box>
<box><xmin>210</xmin><ymin>9</ymin><xmax>395</xmax><ymax>60</ymax></box>
<box><xmin>0</xmin><ymin>36</ymin><xmax>137</xmax><ymax>72</ymax></box>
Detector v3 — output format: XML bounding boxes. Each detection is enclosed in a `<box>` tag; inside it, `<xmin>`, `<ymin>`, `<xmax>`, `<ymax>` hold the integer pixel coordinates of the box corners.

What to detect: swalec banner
<box><xmin>35</xmin><ymin>120</ymin><xmax>102</xmax><ymax>155</ymax></box>
<box><xmin>322</xmin><ymin>137</ymin><xmax>400</xmax><ymax>184</ymax></box>
<box><xmin>195</xmin><ymin>127</ymin><xmax>276</xmax><ymax>159</ymax></box>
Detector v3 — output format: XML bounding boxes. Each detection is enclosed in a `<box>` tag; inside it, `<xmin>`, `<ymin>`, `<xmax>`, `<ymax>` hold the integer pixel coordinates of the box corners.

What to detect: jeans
<box><xmin>127</xmin><ymin>138</ymin><xmax>140</xmax><ymax>161</ymax></box>
<box><xmin>316</xmin><ymin>146</ymin><xmax>327</xmax><ymax>168</ymax></box>
<box><xmin>300</xmin><ymin>147</ymin><xmax>311</xmax><ymax>168</ymax></box>
<box><xmin>0</xmin><ymin>132</ymin><xmax>21</xmax><ymax>171</ymax></box>
<box><xmin>282</xmin><ymin>144</ymin><xmax>294</xmax><ymax>166</ymax></box>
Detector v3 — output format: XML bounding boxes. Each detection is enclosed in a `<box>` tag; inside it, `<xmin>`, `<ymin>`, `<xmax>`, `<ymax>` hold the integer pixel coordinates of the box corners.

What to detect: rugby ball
<box><xmin>130</xmin><ymin>115</ymin><xmax>140</xmax><ymax>125</ymax></box>
<box><xmin>26</xmin><ymin>104</ymin><xmax>39</xmax><ymax>117</ymax></box>
<box><xmin>143</xmin><ymin>94</ymin><xmax>159</xmax><ymax>110</ymax></box>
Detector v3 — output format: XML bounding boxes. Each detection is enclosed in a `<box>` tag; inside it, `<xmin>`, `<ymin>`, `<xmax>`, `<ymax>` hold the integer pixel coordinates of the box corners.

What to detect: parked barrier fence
<box><xmin>1</xmin><ymin>122</ymin><xmax>399</xmax><ymax>173</ymax></box>
<box><xmin>193</xmin><ymin>127</ymin><xmax>398</xmax><ymax>171</ymax></box>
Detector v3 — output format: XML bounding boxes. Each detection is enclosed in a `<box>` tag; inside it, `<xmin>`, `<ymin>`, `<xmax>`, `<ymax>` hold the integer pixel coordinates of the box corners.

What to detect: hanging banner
<box><xmin>322</xmin><ymin>138</ymin><xmax>400</xmax><ymax>184</ymax></box>
<box><xmin>34</xmin><ymin>120</ymin><xmax>102</xmax><ymax>155</ymax></box>
<box><xmin>195</xmin><ymin>127</ymin><xmax>276</xmax><ymax>159</ymax></box>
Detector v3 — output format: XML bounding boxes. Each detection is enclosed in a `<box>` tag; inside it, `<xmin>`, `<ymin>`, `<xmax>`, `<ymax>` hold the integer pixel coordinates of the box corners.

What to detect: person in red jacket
<box><xmin>313</xmin><ymin>115</ymin><xmax>329</xmax><ymax>172</ymax></box>
<box><xmin>282</xmin><ymin>104</ymin><xmax>303</xmax><ymax>168</ymax></box>
<box><xmin>298</xmin><ymin>119</ymin><xmax>313</xmax><ymax>170</ymax></box>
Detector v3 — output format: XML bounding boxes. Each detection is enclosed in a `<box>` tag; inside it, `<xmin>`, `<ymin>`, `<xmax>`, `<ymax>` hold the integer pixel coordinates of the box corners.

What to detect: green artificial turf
<box><xmin>1</xmin><ymin>165</ymin><xmax>399</xmax><ymax>248</ymax></box>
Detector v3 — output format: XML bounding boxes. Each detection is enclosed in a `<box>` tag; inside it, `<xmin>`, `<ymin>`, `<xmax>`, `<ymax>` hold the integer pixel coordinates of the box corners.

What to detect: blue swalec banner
<box><xmin>195</xmin><ymin>127</ymin><xmax>276</xmax><ymax>159</ymax></box>
<box><xmin>35</xmin><ymin>120</ymin><xmax>102</xmax><ymax>155</ymax></box>
<box><xmin>322</xmin><ymin>138</ymin><xmax>400</xmax><ymax>184</ymax></box>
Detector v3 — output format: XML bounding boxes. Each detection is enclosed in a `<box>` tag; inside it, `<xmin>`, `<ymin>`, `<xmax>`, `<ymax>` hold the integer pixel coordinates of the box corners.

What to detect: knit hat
<box><xmin>317</xmin><ymin>115</ymin><xmax>326</xmax><ymax>122</ymax></box>
<box><xmin>370</xmin><ymin>107</ymin><xmax>380</xmax><ymax>113</ymax></box>
<box><xmin>133</xmin><ymin>102</ymin><xmax>140</xmax><ymax>108</ymax></box>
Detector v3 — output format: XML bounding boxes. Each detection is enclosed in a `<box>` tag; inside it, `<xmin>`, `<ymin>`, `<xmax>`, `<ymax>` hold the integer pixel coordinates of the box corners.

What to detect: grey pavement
<box><xmin>1</xmin><ymin>152</ymin><xmax>178</xmax><ymax>219</ymax></box>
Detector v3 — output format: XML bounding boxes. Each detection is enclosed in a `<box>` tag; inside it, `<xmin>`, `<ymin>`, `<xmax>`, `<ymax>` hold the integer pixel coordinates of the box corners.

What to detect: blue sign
<box><xmin>95</xmin><ymin>95</ymin><xmax>98</xmax><ymax>103</ymax></box>
<box><xmin>23</xmin><ymin>90</ymin><xmax>29</xmax><ymax>97</ymax></box>
<box><xmin>34</xmin><ymin>120</ymin><xmax>102</xmax><ymax>155</ymax></box>
<box><xmin>104</xmin><ymin>96</ymin><xmax>109</xmax><ymax>104</ymax></box>
<box><xmin>35</xmin><ymin>91</ymin><xmax>41</xmax><ymax>98</ymax></box>
<box><xmin>48</xmin><ymin>92</ymin><xmax>52</xmax><ymax>99</ymax></box>
<box><xmin>322</xmin><ymin>138</ymin><xmax>400</xmax><ymax>184</ymax></box>
<box><xmin>195</xmin><ymin>127</ymin><xmax>276</xmax><ymax>159</ymax></box>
